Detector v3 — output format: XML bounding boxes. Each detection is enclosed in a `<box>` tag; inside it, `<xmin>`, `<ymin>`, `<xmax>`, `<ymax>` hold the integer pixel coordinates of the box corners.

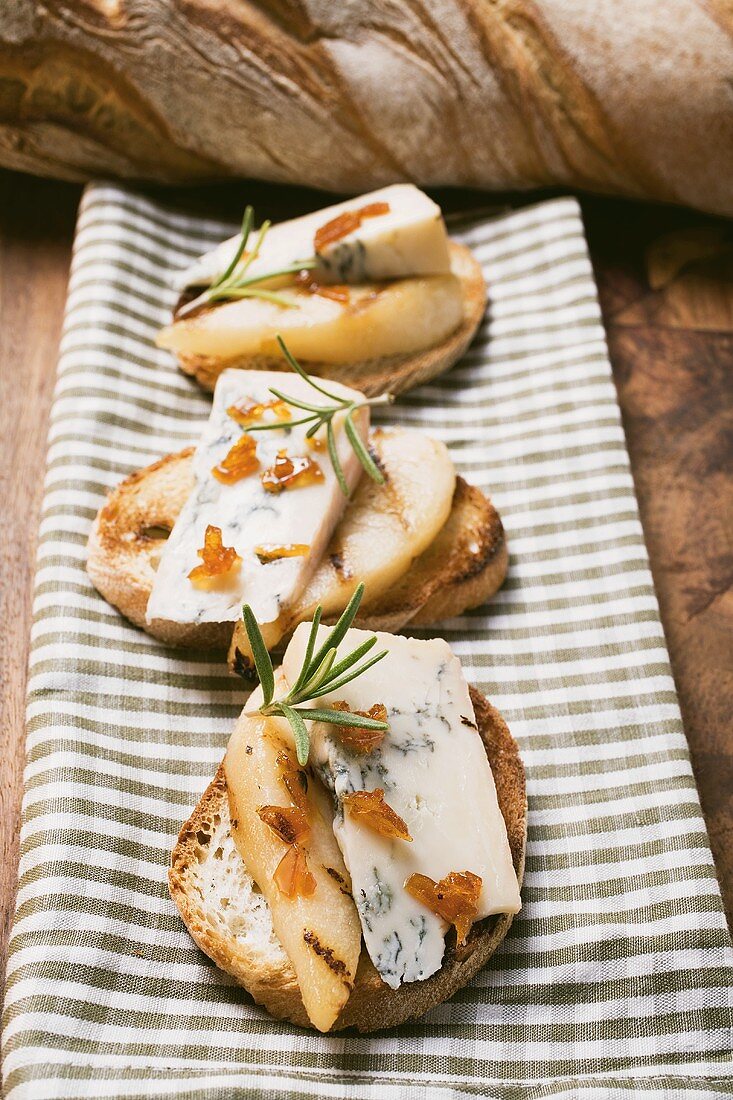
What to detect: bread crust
<box><xmin>361</xmin><ymin>478</ymin><xmax>509</xmax><ymax>633</ymax></box>
<box><xmin>169</xmin><ymin>685</ymin><xmax>526</xmax><ymax>1032</ymax></box>
<box><xmin>87</xmin><ymin>450</ymin><xmax>507</xmax><ymax>651</ymax></box>
<box><xmin>86</xmin><ymin>448</ymin><xmax>232</xmax><ymax>649</ymax></box>
<box><xmin>173</xmin><ymin>241</ymin><xmax>487</xmax><ymax>397</ymax></box>
<box><xmin>5</xmin><ymin>3</ymin><xmax>733</xmax><ymax>217</ymax></box>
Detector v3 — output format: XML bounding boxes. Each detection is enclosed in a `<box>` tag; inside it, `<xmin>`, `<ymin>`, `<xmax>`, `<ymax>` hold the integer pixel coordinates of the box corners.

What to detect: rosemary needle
<box><xmin>245</xmin><ymin>335</ymin><xmax>393</xmax><ymax>495</ymax></box>
<box><xmin>177</xmin><ymin>206</ymin><xmax>317</xmax><ymax>318</ymax></box>
<box><xmin>178</xmin><ymin>212</ymin><xmax>395</xmax><ymax>494</ymax></box>
<box><xmin>242</xmin><ymin>583</ymin><xmax>389</xmax><ymax>765</ymax></box>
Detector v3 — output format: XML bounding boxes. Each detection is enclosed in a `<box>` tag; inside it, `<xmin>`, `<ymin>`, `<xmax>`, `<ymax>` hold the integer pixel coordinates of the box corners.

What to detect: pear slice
<box><xmin>229</xmin><ymin>426</ymin><xmax>456</xmax><ymax>667</ymax></box>
<box><xmin>297</xmin><ymin>427</ymin><xmax>456</xmax><ymax>618</ymax></box>
<box><xmin>224</xmin><ymin>681</ymin><xmax>362</xmax><ymax>1032</ymax></box>
<box><xmin>157</xmin><ymin>273</ymin><xmax>463</xmax><ymax>366</ymax></box>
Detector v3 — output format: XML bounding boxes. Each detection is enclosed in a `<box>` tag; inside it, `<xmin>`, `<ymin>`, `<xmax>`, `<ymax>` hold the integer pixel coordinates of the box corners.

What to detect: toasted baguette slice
<box><xmin>169</xmin><ymin>686</ymin><xmax>526</xmax><ymax>1032</ymax></box>
<box><xmin>172</xmin><ymin>242</ymin><xmax>486</xmax><ymax>397</ymax></box>
<box><xmin>87</xmin><ymin>446</ymin><xmax>508</xmax><ymax>654</ymax></box>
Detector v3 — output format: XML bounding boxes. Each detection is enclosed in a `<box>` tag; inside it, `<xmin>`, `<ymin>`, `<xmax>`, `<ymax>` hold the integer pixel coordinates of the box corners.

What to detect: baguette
<box><xmin>172</xmin><ymin>241</ymin><xmax>487</xmax><ymax>398</ymax></box>
<box><xmin>169</xmin><ymin>686</ymin><xmax>526</xmax><ymax>1032</ymax></box>
<box><xmin>87</xmin><ymin>436</ymin><xmax>508</xmax><ymax>654</ymax></box>
<box><xmin>6</xmin><ymin>1</ymin><xmax>732</xmax><ymax>218</ymax></box>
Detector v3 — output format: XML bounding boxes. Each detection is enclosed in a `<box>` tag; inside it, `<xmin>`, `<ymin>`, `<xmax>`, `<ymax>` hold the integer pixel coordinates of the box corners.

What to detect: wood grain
<box><xmin>583</xmin><ymin>199</ymin><xmax>733</xmax><ymax>919</ymax></box>
<box><xmin>0</xmin><ymin>172</ymin><xmax>78</xmax><ymax>987</ymax></box>
<box><xmin>0</xmin><ymin>175</ymin><xmax>729</xmax><ymax>1003</ymax></box>
<box><xmin>0</xmin><ymin>2</ymin><xmax>732</xmax><ymax>214</ymax></box>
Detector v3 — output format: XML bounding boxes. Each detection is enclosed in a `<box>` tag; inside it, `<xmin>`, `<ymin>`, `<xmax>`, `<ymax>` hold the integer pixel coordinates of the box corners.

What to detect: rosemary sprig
<box><xmin>242</xmin><ymin>582</ymin><xmax>389</xmax><ymax>765</ymax></box>
<box><xmin>245</xmin><ymin>335</ymin><xmax>392</xmax><ymax>495</ymax></box>
<box><xmin>177</xmin><ymin>206</ymin><xmax>317</xmax><ymax>319</ymax></box>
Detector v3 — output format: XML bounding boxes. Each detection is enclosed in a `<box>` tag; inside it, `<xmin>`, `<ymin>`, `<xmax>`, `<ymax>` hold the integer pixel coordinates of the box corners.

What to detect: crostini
<box><xmin>170</xmin><ymin>604</ymin><xmax>525</xmax><ymax>1032</ymax></box>
<box><xmin>87</xmin><ymin>365</ymin><xmax>507</xmax><ymax>664</ymax></box>
<box><xmin>156</xmin><ymin>185</ymin><xmax>487</xmax><ymax>397</ymax></box>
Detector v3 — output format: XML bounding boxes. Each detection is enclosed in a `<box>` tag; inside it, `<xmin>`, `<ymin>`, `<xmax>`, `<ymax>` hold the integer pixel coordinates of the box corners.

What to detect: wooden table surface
<box><xmin>1</xmin><ymin>171</ymin><xmax>731</xmax><ymax>991</ymax></box>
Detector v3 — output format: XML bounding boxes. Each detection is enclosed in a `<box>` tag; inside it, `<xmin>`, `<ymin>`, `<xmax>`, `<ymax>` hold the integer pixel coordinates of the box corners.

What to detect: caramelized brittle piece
<box><xmin>261</xmin><ymin>450</ymin><xmax>324</xmax><ymax>494</ymax></box>
<box><xmin>342</xmin><ymin>788</ymin><xmax>412</xmax><ymax>841</ymax></box>
<box><xmin>295</xmin><ymin>270</ymin><xmax>350</xmax><ymax>303</ymax></box>
<box><xmin>404</xmin><ymin>870</ymin><xmax>482</xmax><ymax>945</ymax></box>
<box><xmin>314</xmin><ymin>202</ymin><xmax>391</xmax><ymax>252</ymax></box>
<box><xmin>227</xmin><ymin>397</ymin><xmax>292</xmax><ymax>428</ymax></box>
<box><xmin>257</xmin><ymin>804</ymin><xmax>310</xmax><ymax>846</ymax></box>
<box><xmin>306</xmin><ymin>433</ymin><xmax>326</xmax><ymax>452</ymax></box>
<box><xmin>188</xmin><ymin>525</ymin><xmax>241</xmax><ymax>587</ymax></box>
<box><xmin>255</xmin><ymin>543</ymin><xmax>310</xmax><ymax>564</ymax></box>
<box><xmin>273</xmin><ymin>844</ymin><xmax>317</xmax><ymax>899</ymax></box>
<box><xmin>330</xmin><ymin>701</ymin><xmax>388</xmax><ymax>755</ymax></box>
<box><xmin>276</xmin><ymin>749</ymin><xmax>309</xmax><ymax>811</ymax></box>
<box><xmin>211</xmin><ymin>433</ymin><xmax>259</xmax><ymax>484</ymax></box>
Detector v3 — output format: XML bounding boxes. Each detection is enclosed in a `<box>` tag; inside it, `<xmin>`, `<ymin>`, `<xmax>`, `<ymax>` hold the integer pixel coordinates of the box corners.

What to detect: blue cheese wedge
<box><xmin>281</xmin><ymin>628</ymin><xmax>521</xmax><ymax>989</ymax></box>
<box><xmin>177</xmin><ymin>184</ymin><xmax>451</xmax><ymax>290</ymax></box>
<box><xmin>146</xmin><ymin>370</ymin><xmax>367</xmax><ymax>629</ymax></box>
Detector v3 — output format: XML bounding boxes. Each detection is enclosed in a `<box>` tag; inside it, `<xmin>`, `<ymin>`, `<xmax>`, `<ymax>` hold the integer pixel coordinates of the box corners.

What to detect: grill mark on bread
<box><xmin>456</xmin><ymin>514</ymin><xmax>505</xmax><ymax>582</ymax></box>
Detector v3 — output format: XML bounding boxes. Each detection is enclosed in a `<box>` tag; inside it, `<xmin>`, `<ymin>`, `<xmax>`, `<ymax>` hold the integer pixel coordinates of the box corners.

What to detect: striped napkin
<box><xmin>3</xmin><ymin>186</ymin><xmax>731</xmax><ymax>1100</ymax></box>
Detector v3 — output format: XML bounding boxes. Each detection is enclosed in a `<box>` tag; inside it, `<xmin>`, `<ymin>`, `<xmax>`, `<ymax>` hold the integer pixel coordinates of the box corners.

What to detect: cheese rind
<box><xmin>146</xmin><ymin>370</ymin><xmax>367</xmax><ymax>627</ymax></box>
<box><xmin>281</xmin><ymin>628</ymin><xmax>521</xmax><ymax>989</ymax></box>
<box><xmin>177</xmin><ymin>184</ymin><xmax>451</xmax><ymax>290</ymax></box>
